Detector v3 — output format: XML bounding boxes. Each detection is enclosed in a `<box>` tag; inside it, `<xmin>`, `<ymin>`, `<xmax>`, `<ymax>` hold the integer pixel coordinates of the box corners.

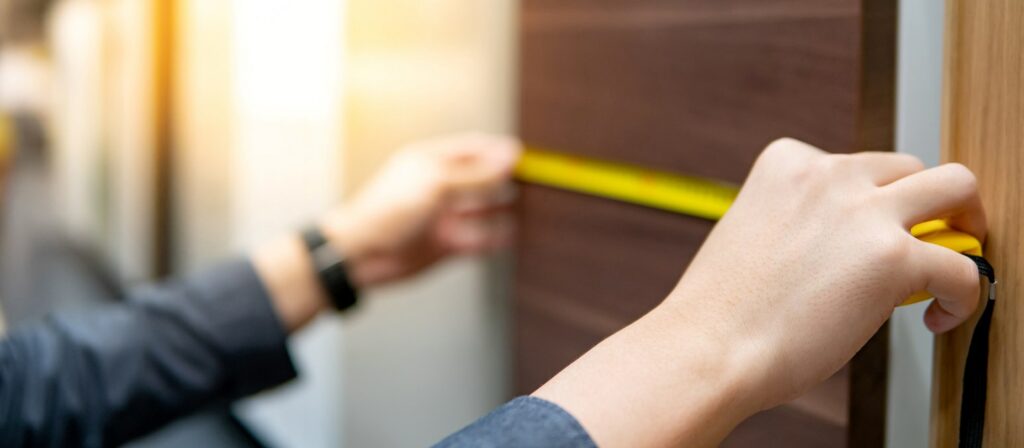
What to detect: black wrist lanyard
<box><xmin>959</xmin><ymin>254</ymin><xmax>996</xmax><ymax>448</ymax></box>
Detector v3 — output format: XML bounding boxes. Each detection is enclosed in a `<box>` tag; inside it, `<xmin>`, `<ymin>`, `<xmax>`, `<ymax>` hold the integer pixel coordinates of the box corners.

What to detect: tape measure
<box><xmin>516</xmin><ymin>146</ymin><xmax>982</xmax><ymax>306</ymax></box>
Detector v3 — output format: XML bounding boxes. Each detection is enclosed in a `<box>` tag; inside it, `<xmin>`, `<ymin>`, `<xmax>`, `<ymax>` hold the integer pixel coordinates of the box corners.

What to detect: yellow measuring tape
<box><xmin>516</xmin><ymin>147</ymin><xmax>982</xmax><ymax>306</ymax></box>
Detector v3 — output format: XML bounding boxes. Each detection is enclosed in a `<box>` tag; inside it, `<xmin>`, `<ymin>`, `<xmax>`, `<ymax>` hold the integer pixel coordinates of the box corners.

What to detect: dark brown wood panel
<box><xmin>520</xmin><ymin>0</ymin><xmax>870</xmax><ymax>184</ymax></box>
<box><xmin>515</xmin><ymin>0</ymin><xmax>895</xmax><ymax>446</ymax></box>
<box><xmin>517</xmin><ymin>278</ymin><xmax>852</xmax><ymax>431</ymax></box>
<box><xmin>517</xmin><ymin>185</ymin><xmax>710</xmax><ymax>330</ymax></box>
<box><xmin>514</xmin><ymin>184</ymin><xmax>710</xmax><ymax>390</ymax></box>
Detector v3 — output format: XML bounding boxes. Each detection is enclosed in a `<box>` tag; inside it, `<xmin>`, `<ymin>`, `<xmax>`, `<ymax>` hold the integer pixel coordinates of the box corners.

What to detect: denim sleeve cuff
<box><xmin>434</xmin><ymin>396</ymin><xmax>596</xmax><ymax>448</ymax></box>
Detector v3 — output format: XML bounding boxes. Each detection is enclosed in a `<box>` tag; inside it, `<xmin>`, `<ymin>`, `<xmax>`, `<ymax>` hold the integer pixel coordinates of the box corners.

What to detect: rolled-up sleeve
<box><xmin>434</xmin><ymin>396</ymin><xmax>597</xmax><ymax>448</ymax></box>
<box><xmin>0</xmin><ymin>259</ymin><xmax>296</xmax><ymax>447</ymax></box>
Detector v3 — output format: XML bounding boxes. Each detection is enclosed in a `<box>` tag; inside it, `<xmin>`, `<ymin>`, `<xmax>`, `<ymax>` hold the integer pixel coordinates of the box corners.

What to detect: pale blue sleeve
<box><xmin>434</xmin><ymin>396</ymin><xmax>597</xmax><ymax>448</ymax></box>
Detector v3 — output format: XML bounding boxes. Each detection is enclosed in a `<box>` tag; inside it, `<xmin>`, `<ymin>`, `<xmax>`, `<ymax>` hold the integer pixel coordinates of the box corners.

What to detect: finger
<box><xmin>442</xmin><ymin>212</ymin><xmax>517</xmax><ymax>255</ymax></box>
<box><xmin>448</xmin><ymin>183</ymin><xmax>518</xmax><ymax>214</ymax></box>
<box><xmin>450</xmin><ymin>201</ymin><xmax>515</xmax><ymax>221</ymax></box>
<box><xmin>845</xmin><ymin>152</ymin><xmax>925</xmax><ymax>185</ymax></box>
<box><xmin>440</xmin><ymin>135</ymin><xmax>522</xmax><ymax>192</ymax></box>
<box><xmin>880</xmin><ymin>163</ymin><xmax>987</xmax><ymax>241</ymax></box>
<box><xmin>911</xmin><ymin>240</ymin><xmax>981</xmax><ymax>333</ymax></box>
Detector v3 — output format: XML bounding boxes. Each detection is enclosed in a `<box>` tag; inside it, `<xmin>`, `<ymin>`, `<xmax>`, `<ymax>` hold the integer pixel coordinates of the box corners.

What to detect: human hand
<box><xmin>533</xmin><ymin>138</ymin><xmax>986</xmax><ymax>447</ymax></box>
<box><xmin>672</xmin><ymin>138</ymin><xmax>985</xmax><ymax>408</ymax></box>
<box><xmin>323</xmin><ymin>133</ymin><xmax>521</xmax><ymax>288</ymax></box>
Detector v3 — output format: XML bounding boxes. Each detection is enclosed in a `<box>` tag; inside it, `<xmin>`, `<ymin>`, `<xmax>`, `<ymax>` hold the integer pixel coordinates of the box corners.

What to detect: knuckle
<box><xmin>942</xmin><ymin>163</ymin><xmax>978</xmax><ymax>192</ymax></box>
<box><xmin>758</xmin><ymin>139</ymin><xmax>791</xmax><ymax>165</ymax></box>
<box><xmin>760</xmin><ymin>137</ymin><xmax>807</xmax><ymax>164</ymax></box>
<box><xmin>766</xmin><ymin>137</ymin><xmax>799</xmax><ymax>152</ymax></box>
<box><xmin>756</xmin><ymin>138</ymin><xmax>835</xmax><ymax>188</ymax></box>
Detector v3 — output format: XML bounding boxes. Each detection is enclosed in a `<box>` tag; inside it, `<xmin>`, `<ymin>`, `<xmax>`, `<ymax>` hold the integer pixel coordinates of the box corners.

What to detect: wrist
<box><xmin>253</xmin><ymin>235</ymin><xmax>333</xmax><ymax>333</ymax></box>
<box><xmin>652</xmin><ymin>297</ymin><xmax>771</xmax><ymax>416</ymax></box>
<box><xmin>301</xmin><ymin>226</ymin><xmax>361</xmax><ymax>312</ymax></box>
<box><xmin>639</xmin><ymin>302</ymin><xmax>765</xmax><ymax>443</ymax></box>
<box><xmin>660</xmin><ymin>278</ymin><xmax>782</xmax><ymax>413</ymax></box>
<box><xmin>533</xmin><ymin>300</ymin><xmax>764</xmax><ymax>447</ymax></box>
<box><xmin>319</xmin><ymin>210</ymin><xmax>372</xmax><ymax>289</ymax></box>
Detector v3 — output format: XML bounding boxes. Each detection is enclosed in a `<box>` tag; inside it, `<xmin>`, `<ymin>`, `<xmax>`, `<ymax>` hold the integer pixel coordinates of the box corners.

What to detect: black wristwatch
<box><xmin>301</xmin><ymin>226</ymin><xmax>359</xmax><ymax>312</ymax></box>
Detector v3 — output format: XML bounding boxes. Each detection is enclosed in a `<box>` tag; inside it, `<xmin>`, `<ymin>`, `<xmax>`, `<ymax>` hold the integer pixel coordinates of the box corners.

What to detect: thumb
<box><xmin>912</xmin><ymin>240</ymin><xmax>982</xmax><ymax>333</ymax></box>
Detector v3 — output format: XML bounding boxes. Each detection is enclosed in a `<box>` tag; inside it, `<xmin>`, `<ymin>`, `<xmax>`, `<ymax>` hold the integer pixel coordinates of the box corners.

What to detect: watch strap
<box><xmin>301</xmin><ymin>227</ymin><xmax>359</xmax><ymax>312</ymax></box>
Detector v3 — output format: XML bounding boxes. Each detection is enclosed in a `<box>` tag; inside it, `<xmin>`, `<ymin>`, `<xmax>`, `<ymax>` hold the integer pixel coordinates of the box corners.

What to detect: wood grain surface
<box><xmin>516</xmin><ymin>0</ymin><xmax>896</xmax><ymax>445</ymax></box>
<box><xmin>932</xmin><ymin>1</ymin><xmax>1024</xmax><ymax>446</ymax></box>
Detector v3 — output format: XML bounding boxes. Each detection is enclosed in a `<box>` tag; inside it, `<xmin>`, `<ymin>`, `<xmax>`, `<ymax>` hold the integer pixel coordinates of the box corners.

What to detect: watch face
<box><xmin>311</xmin><ymin>244</ymin><xmax>344</xmax><ymax>269</ymax></box>
<box><xmin>302</xmin><ymin>227</ymin><xmax>358</xmax><ymax>311</ymax></box>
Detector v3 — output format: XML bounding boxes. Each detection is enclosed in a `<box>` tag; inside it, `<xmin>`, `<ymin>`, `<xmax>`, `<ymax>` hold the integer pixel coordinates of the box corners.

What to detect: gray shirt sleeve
<box><xmin>434</xmin><ymin>396</ymin><xmax>597</xmax><ymax>448</ymax></box>
<box><xmin>0</xmin><ymin>259</ymin><xmax>297</xmax><ymax>447</ymax></box>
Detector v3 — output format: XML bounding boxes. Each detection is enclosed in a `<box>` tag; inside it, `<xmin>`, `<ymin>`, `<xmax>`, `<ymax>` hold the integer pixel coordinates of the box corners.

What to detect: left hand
<box><xmin>323</xmin><ymin>133</ymin><xmax>522</xmax><ymax>288</ymax></box>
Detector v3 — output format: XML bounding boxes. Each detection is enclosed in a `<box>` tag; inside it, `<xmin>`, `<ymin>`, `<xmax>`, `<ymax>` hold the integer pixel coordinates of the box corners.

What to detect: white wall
<box><xmin>173</xmin><ymin>0</ymin><xmax>234</xmax><ymax>273</ymax></box>
<box><xmin>174</xmin><ymin>1</ymin><xmax>347</xmax><ymax>446</ymax></box>
<box><xmin>227</xmin><ymin>3</ymin><xmax>347</xmax><ymax>447</ymax></box>
<box><xmin>172</xmin><ymin>1</ymin><xmax>517</xmax><ymax>446</ymax></box>
<box><xmin>48</xmin><ymin>0</ymin><xmax>106</xmax><ymax>248</ymax></box>
<box><xmin>47</xmin><ymin>0</ymin><xmax>158</xmax><ymax>283</ymax></box>
<box><xmin>339</xmin><ymin>1</ymin><xmax>517</xmax><ymax>445</ymax></box>
<box><xmin>888</xmin><ymin>1</ymin><xmax>946</xmax><ymax>446</ymax></box>
<box><xmin>105</xmin><ymin>0</ymin><xmax>158</xmax><ymax>282</ymax></box>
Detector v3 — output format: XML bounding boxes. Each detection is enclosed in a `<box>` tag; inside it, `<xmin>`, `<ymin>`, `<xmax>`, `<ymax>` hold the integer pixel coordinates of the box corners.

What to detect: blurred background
<box><xmin>0</xmin><ymin>0</ymin><xmax>952</xmax><ymax>447</ymax></box>
<box><xmin>0</xmin><ymin>0</ymin><xmax>516</xmax><ymax>446</ymax></box>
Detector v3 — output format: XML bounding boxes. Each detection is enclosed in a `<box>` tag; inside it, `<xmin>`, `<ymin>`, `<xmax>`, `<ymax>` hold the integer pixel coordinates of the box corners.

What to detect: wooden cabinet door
<box><xmin>932</xmin><ymin>1</ymin><xmax>1024</xmax><ymax>446</ymax></box>
<box><xmin>515</xmin><ymin>1</ymin><xmax>896</xmax><ymax>446</ymax></box>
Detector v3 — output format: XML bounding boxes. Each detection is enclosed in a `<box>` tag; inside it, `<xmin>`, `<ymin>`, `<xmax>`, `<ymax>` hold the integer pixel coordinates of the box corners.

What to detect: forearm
<box><xmin>532</xmin><ymin>298</ymin><xmax>762</xmax><ymax>447</ymax></box>
<box><xmin>0</xmin><ymin>260</ymin><xmax>296</xmax><ymax>447</ymax></box>
<box><xmin>0</xmin><ymin>229</ymin><xmax>352</xmax><ymax>446</ymax></box>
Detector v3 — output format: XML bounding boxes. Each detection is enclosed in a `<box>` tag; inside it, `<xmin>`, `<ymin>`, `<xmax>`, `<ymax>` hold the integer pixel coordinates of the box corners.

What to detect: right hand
<box><xmin>666</xmin><ymin>137</ymin><xmax>986</xmax><ymax>408</ymax></box>
<box><xmin>534</xmin><ymin>138</ymin><xmax>986</xmax><ymax>447</ymax></box>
